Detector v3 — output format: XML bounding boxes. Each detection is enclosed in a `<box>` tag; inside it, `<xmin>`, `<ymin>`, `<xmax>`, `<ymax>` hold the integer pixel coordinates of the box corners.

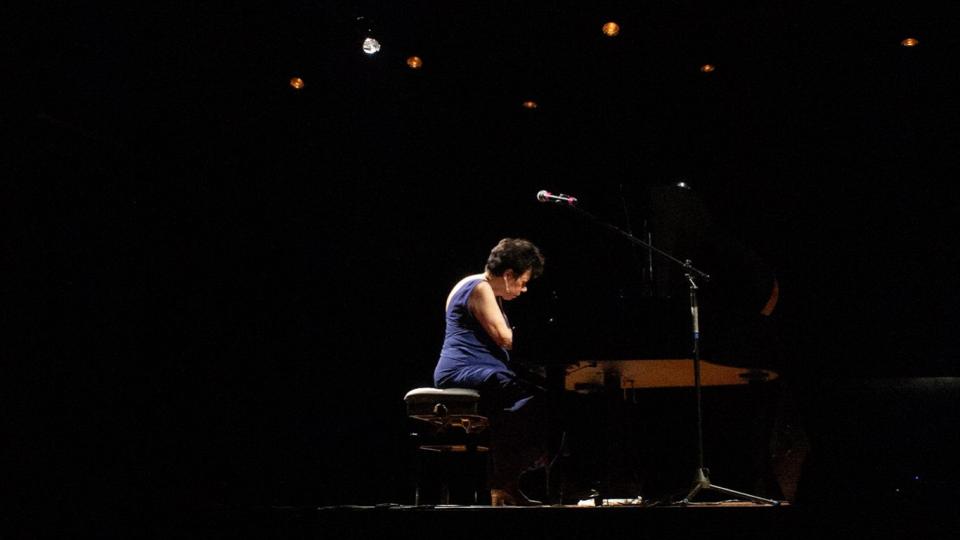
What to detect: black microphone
<box><xmin>536</xmin><ymin>190</ymin><xmax>578</xmax><ymax>205</ymax></box>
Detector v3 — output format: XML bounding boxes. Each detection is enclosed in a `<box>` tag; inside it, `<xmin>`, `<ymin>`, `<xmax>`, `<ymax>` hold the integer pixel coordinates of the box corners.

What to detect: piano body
<box><xmin>510</xmin><ymin>182</ymin><xmax>800</xmax><ymax>503</ymax></box>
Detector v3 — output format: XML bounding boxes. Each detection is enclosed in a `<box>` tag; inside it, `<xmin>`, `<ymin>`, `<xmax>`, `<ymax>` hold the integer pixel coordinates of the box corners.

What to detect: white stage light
<box><xmin>362</xmin><ymin>37</ymin><xmax>381</xmax><ymax>55</ymax></box>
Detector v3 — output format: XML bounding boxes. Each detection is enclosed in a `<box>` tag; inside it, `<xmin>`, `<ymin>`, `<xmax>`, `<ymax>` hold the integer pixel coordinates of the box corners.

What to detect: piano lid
<box><xmin>515</xmin><ymin>181</ymin><xmax>782</xmax><ymax>370</ymax></box>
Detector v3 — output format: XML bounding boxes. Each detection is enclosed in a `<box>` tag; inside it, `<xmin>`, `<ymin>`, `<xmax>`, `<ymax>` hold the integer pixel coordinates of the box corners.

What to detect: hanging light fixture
<box><xmin>362</xmin><ymin>36</ymin><xmax>381</xmax><ymax>55</ymax></box>
<box><xmin>602</xmin><ymin>22</ymin><xmax>620</xmax><ymax>37</ymax></box>
<box><xmin>357</xmin><ymin>16</ymin><xmax>381</xmax><ymax>55</ymax></box>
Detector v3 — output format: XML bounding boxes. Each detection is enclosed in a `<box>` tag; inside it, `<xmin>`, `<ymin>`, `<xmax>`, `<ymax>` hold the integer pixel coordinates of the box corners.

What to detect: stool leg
<box><xmin>468</xmin><ymin>443</ymin><xmax>480</xmax><ymax>505</ymax></box>
<box><xmin>410</xmin><ymin>434</ymin><xmax>420</xmax><ymax>506</ymax></box>
<box><xmin>439</xmin><ymin>450</ymin><xmax>451</xmax><ymax>505</ymax></box>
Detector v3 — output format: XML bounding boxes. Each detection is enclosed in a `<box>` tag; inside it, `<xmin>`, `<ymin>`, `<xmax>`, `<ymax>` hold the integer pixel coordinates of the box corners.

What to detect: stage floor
<box><xmin>185</xmin><ymin>500</ymin><xmax>956</xmax><ymax>540</ymax></box>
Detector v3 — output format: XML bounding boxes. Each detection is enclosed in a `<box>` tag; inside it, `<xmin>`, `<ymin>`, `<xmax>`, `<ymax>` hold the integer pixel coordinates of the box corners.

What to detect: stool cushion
<box><xmin>404</xmin><ymin>387</ymin><xmax>479</xmax><ymax>415</ymax></box>
<box><xmin>404</xmin><ymin>387</ymin><xmax>480</xmax><ymax>403</ymax></box>
<box><xmin>404</xmin><ymin>387</ymin><xmax>488</xmax><ymax>435</ymax></box>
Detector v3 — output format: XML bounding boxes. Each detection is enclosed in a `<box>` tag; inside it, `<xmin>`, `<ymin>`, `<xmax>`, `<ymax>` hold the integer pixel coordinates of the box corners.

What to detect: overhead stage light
<box><xmin>362</xmin><ymin>37</ymin><xmax>381</xmax><ymax>55</ymax></box>
<box><xmin>602</xmin><ymin>22</ymin><xmax>620</xmax><ymax>37</ymax></box>
<box><xmin>901</xmin><ymin>37</ymin><xmax>919</xmax><ymax>47</ymax></box>
<box><xmin>356</xmin><ymin>16</ymin><xmax>381</xmax><ymax>55</ymax></box>
<box><xmin>406</xmin><ymin>56</ymin><xmax>423</xmax><ymax>69</ymax></box>
<box><xmin>700</xmin><ymin>64</ymin><xmax>716</xmax><ymax>73</ymax></box>
<box><xmin>289</xmin><ymin>77</ymin><xmax>305</xmax><ymax>90</ymax></box>
<box><xmin>522</xmin><ymin>100</ymin><xmax>538</xmax><ymax>109</ymax></box>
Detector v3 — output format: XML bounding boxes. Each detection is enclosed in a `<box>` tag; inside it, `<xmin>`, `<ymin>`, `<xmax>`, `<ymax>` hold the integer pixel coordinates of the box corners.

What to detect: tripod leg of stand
<box><xmin>680</xmin><ymin>468</ymin><xmax>780</xmax><ymax>506</ymax></box>
<box><xmin>704</xmin><ymin>482</ymin><xmax>780</xmax><ymax>506</ymax></box>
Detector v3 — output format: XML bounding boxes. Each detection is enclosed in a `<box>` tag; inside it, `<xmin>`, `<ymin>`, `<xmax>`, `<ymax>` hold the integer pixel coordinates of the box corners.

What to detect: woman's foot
<box><xmin>490</xmin><ymin>486</ymin><xmax>543</xmax><ymax>506</ymax></box>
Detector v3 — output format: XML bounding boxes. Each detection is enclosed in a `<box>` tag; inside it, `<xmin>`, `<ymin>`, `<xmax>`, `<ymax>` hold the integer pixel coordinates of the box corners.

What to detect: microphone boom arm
<box><xmin>551</xmin><ymin>199</ymin><xmax>710</xmax><ymax>281</ymax></box>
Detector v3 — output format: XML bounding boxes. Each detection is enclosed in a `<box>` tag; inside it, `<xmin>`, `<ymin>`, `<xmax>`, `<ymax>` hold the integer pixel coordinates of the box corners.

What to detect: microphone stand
<box><xmin>546</xmin><ymin>199</ymin><xmax>780</xmax><ymax>506</ymax></box>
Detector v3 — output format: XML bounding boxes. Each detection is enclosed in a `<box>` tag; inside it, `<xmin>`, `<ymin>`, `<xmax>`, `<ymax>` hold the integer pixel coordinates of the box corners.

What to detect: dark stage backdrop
<box><xmin>11</xmin><ymin>1</ymin><xmax>960</xmax><ymax>526</ymax></box>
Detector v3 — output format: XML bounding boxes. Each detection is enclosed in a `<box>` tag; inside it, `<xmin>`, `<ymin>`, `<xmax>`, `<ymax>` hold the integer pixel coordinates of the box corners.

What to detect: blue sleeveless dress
<box><xmin>434</xmin><ymin>277</ymin><xmax>531</xmax><ymax>411</ymax></box>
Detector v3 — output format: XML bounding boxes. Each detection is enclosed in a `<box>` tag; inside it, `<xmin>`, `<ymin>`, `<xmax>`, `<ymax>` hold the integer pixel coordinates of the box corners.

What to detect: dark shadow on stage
<box><xmin>174</xmin><ymin>501</ymin><xmax>958</xmax><ymax>540</ymax></box>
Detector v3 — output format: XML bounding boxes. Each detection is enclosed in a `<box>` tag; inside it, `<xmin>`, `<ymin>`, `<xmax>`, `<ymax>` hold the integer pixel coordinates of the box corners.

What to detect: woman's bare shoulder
<box><xmin>446</xmin><ymin>273</ymin><xmax>487</xmax><ymax>310</ymax></box>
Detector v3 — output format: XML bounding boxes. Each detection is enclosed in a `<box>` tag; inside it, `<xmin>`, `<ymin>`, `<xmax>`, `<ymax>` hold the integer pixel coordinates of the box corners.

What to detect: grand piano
<box><xmin>508</xmin><ymin>181</ymin><xmax>797</xmax><ymax>503</ymax></box>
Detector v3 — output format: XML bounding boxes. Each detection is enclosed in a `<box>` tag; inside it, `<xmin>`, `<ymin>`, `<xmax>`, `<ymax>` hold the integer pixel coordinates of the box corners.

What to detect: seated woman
<box><xmin>433</xmin><ymin>238</ymin><xmax>546</xmax><ymax>506</ymax></box>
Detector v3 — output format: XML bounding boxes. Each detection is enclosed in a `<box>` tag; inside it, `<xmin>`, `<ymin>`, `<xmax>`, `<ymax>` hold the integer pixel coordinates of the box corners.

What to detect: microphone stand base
<box><xmin>678</xmin><ymin>468</ymin><xmax>782</xmax><ymax>506</ymax></box>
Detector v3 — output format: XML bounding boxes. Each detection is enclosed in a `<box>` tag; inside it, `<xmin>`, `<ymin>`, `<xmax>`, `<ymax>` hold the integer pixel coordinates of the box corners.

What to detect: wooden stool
<box><xmin>404</xmin><ymin>388</ymin><xmax>490</xmax><ymax>505</ymax></box>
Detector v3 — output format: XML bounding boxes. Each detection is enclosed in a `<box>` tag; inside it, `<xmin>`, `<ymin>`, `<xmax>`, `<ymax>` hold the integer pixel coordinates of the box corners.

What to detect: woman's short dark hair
<box><xmin>485</xmin><ymin>238</ymin><xmax>545</xmax><ymax>279</ymax></box>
